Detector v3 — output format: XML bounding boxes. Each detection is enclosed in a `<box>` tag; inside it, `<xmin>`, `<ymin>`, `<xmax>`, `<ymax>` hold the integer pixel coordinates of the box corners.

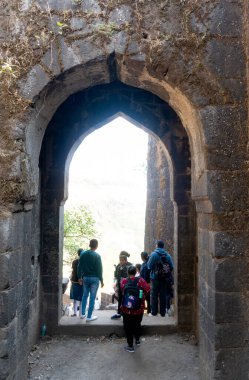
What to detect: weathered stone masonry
<box><xmin>0</xmin><ymin>1</ymin><xmax>249</xmax><ymax>379</ymax></box>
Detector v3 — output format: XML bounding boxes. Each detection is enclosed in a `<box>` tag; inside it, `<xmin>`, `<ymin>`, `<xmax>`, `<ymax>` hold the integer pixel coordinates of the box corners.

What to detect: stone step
<box><xmin>57</xmin><ymin>310</ymin><xmax>177</xmax><ymax>337</ymax></box>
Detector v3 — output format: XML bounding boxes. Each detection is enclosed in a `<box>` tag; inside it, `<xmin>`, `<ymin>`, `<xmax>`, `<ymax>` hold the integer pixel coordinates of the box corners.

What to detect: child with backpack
<box><xmin>120</xmin><ymin>265</ymin><xmax>150</xmax><ymax>353</ymax></box>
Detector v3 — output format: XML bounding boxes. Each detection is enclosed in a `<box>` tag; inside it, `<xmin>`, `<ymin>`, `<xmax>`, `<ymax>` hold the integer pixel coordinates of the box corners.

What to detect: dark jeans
<box><xmin>117</xmin><ymin>286</ymin><xmax>123</xmax><ymax>314</ymax></box>
<box><xmin>150</xmin><ymin>279</ymin><xmax>171</xmax><ymax>316</ymax></box>
<box><xmin>145</xmin><ymin>292</ymin><xmax>151</xmax><ymax>314</ymax></box>
<box><xmin>123</xmin><ymin>313</ymin><xmax>143</xmax><ymax>347</ymax></box>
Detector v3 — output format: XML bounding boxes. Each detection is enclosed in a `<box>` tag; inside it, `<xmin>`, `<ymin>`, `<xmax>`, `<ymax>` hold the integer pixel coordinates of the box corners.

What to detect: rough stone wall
<box><xmin>0</xmin><ymin>1</ymin><xmax>248</xmax><ymax>380</ymax></box>
<box><xmin>145</xmin><ymin>135</ymin><xmax>174</xmax><ymax>255</ymax></box>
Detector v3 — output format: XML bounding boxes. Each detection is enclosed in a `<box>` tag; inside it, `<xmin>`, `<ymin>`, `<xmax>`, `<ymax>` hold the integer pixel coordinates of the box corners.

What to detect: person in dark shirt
<box><xmin>111</xmin><ymin>251</ymin><xmax>132</xmax><ymax>320</ymax></box>
<box><xmin>77</xmin><ymin>239</ymin><xmax>104</xmax><ymax>322</ymax></box>
<box><xmin>148</xmin><ymin>240</ymin><xmax>173</xmax><ymax>317</ymax></box>
<box><xmin>70</xmin><ymin>248</ymin><xmax>84</xmax><ymax>316</ymax></box>
<box><xmin>140</xmin><ymin>251</ymin><xmax>151</xmax><ymax>314</ymax></box>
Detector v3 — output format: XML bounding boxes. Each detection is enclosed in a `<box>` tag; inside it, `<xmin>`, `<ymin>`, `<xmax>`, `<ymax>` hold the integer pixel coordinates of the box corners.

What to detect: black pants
<box><xmin>145</xmin><ymin>292</ymin><xmax>151</xmax><ymax>314</ymax></box>
<box><xmin>117</xmin><ymin>287</ymin><xmax>123</xmax><ymax>314</ymax></box>
<box><xmin>150</xmin><ymin>279</ymin><xmax>171</xmax><ymax>316</ymax></box>
<box><xmin>123</xmin><ymin>313</ymin><xmax>143</xmax><ymax>347</ymax></box>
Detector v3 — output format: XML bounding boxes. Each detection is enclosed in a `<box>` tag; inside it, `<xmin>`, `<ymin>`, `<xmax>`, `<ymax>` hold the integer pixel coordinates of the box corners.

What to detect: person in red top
<box><xmin>120</xmin><ymin>265</ymin><xmax>150</xmax><ymax>352</ymax></box>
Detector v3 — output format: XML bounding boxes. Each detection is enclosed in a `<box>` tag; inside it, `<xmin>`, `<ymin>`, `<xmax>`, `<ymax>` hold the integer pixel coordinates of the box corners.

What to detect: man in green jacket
<box><xmin>77</xmin><ymin>239</ymin><xmax>104</xmax><ymax>321</ymax></box>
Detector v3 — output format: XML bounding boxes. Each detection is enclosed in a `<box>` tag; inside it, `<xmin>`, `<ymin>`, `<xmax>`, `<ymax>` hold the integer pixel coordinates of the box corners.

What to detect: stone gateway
<box><xmin>0</xmin><ymin>1</ymin><xmax>248</xmax><ymax>379</ymax></box>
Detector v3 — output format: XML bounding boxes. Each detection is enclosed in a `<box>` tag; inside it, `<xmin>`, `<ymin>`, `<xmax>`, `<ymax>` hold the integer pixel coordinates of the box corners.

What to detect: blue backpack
<box><xmin>122</xmin><ymin>278</ymin><xmax>141</xmax><ymax>310</ymax></box>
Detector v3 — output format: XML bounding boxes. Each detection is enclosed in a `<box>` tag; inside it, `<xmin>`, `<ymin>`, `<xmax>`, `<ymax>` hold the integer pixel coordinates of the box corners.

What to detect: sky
<box><xmin>64</xmin><ymin>116</ymin><xmax>149</xmax><ymax>291</ymax></box>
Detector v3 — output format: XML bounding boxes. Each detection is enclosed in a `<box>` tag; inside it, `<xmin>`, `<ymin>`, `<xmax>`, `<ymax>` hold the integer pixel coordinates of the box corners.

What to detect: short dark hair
<box><xmin>141</xmin><ymin>251</ymin><xmax>149</xmax><ymax>260</ymax></box>
<box><xmin>157</xmin><ymin>240</ymin><xmax>164</xmax><ymax>248</ymax></box>
<box><xmin>128</xmin><ymin>265</ymin><xmax>136</xmax><ymax>276</ymax></box>
<box><xmin>77</xmin><ymin>248</ymin><xmax>83</xmax><ymax>256</ymax></box>
<box><xmin>89</xmin><ymin>239</ymin><xmax>98</xmax><ymax>249</ymax></box>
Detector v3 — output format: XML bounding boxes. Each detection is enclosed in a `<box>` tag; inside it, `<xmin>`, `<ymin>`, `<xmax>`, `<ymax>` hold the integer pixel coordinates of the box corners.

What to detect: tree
<box><xmin>63</xmin><ymin>205</ymin><xmax>98</xmax><ymax>263</ymax></box>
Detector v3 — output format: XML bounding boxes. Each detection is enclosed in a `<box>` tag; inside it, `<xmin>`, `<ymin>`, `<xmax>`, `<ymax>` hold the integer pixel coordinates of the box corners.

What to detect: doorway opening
<box><xmin>62</xmin><ymin>116</ymin><xmax>149</xmax><ymax>312</ymax></box>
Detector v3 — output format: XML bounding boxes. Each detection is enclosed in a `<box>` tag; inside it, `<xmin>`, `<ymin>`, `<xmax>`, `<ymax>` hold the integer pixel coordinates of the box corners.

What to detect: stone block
<box><xmin>219</xmin><ymin>78</ymin><xmax>246</xmax><ymax>103</ymax></box>
<box><xmin>199</xmin><ymin>277</ymin><xmax>215</xmax><ymax>317</ymax></box>
<box><xmin>178</xmin><ymin>308</ymin><xmax>193</xmax><ymax>330</ymax></box>
<box><xmin>215</xmin><ymin>292</ymin><xmax>248</xmax><ymax>323</ymax></box>
<box><xmin>215</xmin><ymin>322</ymin><xmax>249</xmax><ymax>349</ymax></box>
<box><xmin>214</xmin><ymin>257</ymin><xmax>249</xmax><ymax>292</ymax></box>
<box><xmin>206</xmin><ymin>170</ymin><xmax>248</xmax><ymax>213</ymax></box>
<box><xmin>72</xmin><ymin>40</ymin><xmax>103</xmax><ymax>64</ymax></box>
<box><xmin>59</xmin><ymin>38</ymin><xmax>81</xmax><ymax>74</ymax></box>
<box><xmin>178</xmin><ymin>272</ymin><xmax>194</xmax><ymax>294</ymax></box>
<box><xmin>70</xmin><ymin>17</ymin><xmax>86</xmax><ymax>31</ymax></box>
<box><xmin>174</xmin><ymin>191</ymin><xmax>191</xmax><ymax>206</ymax></box>
<box><xmin>0</xmin><ymin>288</ymin><xmax>17</xmax><ymax>327</ymax></box>
<box><xmin>42</xmin><ymin>275</ymin><xmax>59</xmax><ymax>293</ymax></box>
<box><xmin>210</xmin><ymin>231</ymin><xmax>249</xmax><ymax>258</ymax></box>
<box><xmin>200</xmin><ymin>105</ymin><xmax>247</xmax><ymax>149</ymax></box>
<box><xmin>199</xmin><ymin>325</ymin><xmax>215</xmax><ymax>378</ymax></box>
<box><xmin>215</xmin><ymin>347</ymin><xmax>249</xmax><ymax>380</ymax></box>
<box><xmin>0</xmin><ymin>357</ymin><xmax>9</xmax><ymax>380</ymax></box>
<box><xmin>19</xmin><ymin>0</ymin><xmax>32</xmax><ymax>11</ymax></box>
<box><xmin>0</xmin><ymin>254</ymin><xmax>9</xmax><ymax>291</ymax></box>
<box><xmin>109</xmin><ymin>5</ymin><xmax>132</xmax><ymax>26</ymax></box>
<box><xmin>36</xmin><ymin>0</ymin><xmax>75</xmax><ymax>10</ymax></box>
<box><xmin>199</xmin><ymin>303</ymin><xmax>215</xmax><ymax>345</ymax></box>
<box><xmin>8</xmin><ymin>251</ymin><xmax>23</xmax><ymax>288</ymax></box>
<box><xmin>19</xmin><ymin>65</ymin><xmax>50</xmax><ymax>100</ymax></box>
<box><xmin>0</xmin><ymin>339</ymin><xmax>7</xmax><ymax>358</ymax></box>
<box><xmin>208</xmin><ymin>1</ymin><xmax>242</xmax><ymax>37</ymax></box>
<box><xmin>205</xmin><ymin>40</ymin><xmax>245</xmax><ymax>78</ymax></box>
<box><xmin>80</xmin><ymin>0</ymin><xmax>101</xmax><ymax>13</ymax></box>
<box><xmin>42</xmin><ymin>42</ymin><xmax>61</xmax><ymax>77</ymax></box>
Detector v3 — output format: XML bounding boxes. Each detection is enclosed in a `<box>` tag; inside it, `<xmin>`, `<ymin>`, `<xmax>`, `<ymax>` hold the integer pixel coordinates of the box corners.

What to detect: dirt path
<box><xmin>28</xmin><ymin>334</ymin><xmax>200</xmax><ymax>380</ymax></box>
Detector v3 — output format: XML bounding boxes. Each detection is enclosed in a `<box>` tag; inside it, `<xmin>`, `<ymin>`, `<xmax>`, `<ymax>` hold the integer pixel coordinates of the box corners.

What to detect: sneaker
<box><xmin>111</xmin><ymin>313</ymin><xmax>121</xmax><ymax>320</ymax></box>
<box><xmin>124</xmin><ymin>346</ymin><xmax>135</xmax><ymax>353</ymax></box>
<box><xmin>135</xmin><ymin>340</ymin><xmax>141</xmax><ymax>346</ymax></box>
<box><xmin>80</xmin><ymin>314</ymin><xmax>86</xmax><ymax>319</ymax></box>
<box><xmin>86</xmin><ymin>315</ymin><xmax>98</xmax><ymax>322</ymax></box>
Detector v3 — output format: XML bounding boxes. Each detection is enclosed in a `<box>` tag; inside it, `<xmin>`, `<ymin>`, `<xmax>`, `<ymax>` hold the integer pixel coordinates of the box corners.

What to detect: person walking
<box><xmin>70</xmin><ymin>248</ymin><xmax>84</xmax><ymax>316</ymax></box>
<box><xmin>147</xmin><ymin>240</ymin><xmax>173</xmax><ymax>317</ymax></box>
<box><xmin>120</xmin><ymin>265</ymin><xmax>150</xmax><ymax>352</ymax></box>
<box><xmin>77</xmin><ymin>239</ymin><xmax>104</xmax><ymax>322</ymax></box>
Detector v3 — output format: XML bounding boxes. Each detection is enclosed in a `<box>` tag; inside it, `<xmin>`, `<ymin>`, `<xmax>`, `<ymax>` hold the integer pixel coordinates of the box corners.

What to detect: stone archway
<box><xmin>39</xmin><ymin>80</ymin><xmax>195</xmax><ymax>333</ymax></box>
<box><xmin>1</xmin><ymin>3</ymin><xmax>248</xmax><ymax>379</ymax></box>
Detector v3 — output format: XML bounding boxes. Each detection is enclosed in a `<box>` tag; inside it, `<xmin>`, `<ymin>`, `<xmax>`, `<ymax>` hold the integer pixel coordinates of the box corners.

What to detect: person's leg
<box><xmin>146</xmin><ymin>292</ymin><xmax>151</xmax><ymax>314</ymax></box>
<box><xmin>159</xmin><ymin>281</ymin><xmax>167</xmax><ymax>316</ymax></box>
<box><xmin>151</xmin><ymin>279</ymin><xmax>159</xmax><ymax>315</ymax></box>
<box><xmin>134</xmin><ymin>314</ymin><xmax>143</xmax><ymax>343</ymax></box>
<box><xmin>81</xmin><ymin>277</ymin><xmax>90</xmax><ymax>316</ymax></box>
<box><xmin>117</xmin><ymin>286</ymin><xmax>122</xmax><ymax>315</ymax></box>
<box><xmin>87</xmin><ymin>277</ymin><xmax>99</xmax><ymax>318</ymax></box>
<box><xmin>73</xmin><ymin>300</ymin><xmax>77</xmax><ymax>315</ymax></box>
<box><xmin>123</xmin><ymin>314</ymin><xmax>134</xmax><ymax>348</ymax></box>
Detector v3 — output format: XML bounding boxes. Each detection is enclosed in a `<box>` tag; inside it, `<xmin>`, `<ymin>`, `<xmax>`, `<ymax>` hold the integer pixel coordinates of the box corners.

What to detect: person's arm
<box><xmin>138</xmin><ymin>277</ymin><xmax>150</xmax><ymax>294</ymax></box>
<box><xmin>147</xmin><ymin>253</ymin><xmax>155</xmax><ymax>271</ymax></box>
<box><xmin>77</xmin><ymin>257</ymin><xmax>83</xmax><ymax>284</ymax></box>
<box><xmin>120</xmin><ymin>278</ymin><xmax>126</xmax><ymax>292</ymax></box>
<box><xmin>97</xmin><ymin>255</ymin><xmax>104</xmax><ymax>287</ymax></box>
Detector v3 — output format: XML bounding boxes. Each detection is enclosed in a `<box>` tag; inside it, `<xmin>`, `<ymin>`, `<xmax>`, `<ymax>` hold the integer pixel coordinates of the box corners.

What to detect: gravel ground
<box><xmin>28</xmin><ymin>334</ymin><xmax>200</xmax><ymax>380</ymax></box>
